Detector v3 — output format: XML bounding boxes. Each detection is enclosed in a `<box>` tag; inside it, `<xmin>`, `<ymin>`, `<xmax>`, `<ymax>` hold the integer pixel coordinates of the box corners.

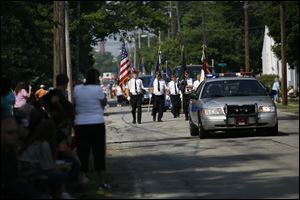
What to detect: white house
<box><xmin>261</xmin><ymin>26</ymin><xmax>298</xmax><ymax>90</ymax></box>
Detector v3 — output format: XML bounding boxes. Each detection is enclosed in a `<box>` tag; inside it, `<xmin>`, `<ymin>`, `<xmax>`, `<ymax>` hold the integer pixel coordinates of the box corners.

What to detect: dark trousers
<box><xmin>130</xmin><ymin>94</ymin><xmax>142</xmax><ymax>122</ymax></box>
<box><xmin>170</xmin><ymin>94</ymin><xmax>181</xmax><ymax>117</ymax></box>
<box><xmin>183</xmin><ymin>94</ymin><xmax>191</xmax><ymax>119</ymax></box>
<box><xmin>152</xmin><ymin>95</ymin><xmax>164</xmax><ymax>120</ymax></box>
<box><xmin>74</xmin><ymin>123</ymin><xmax>106</xmax><ymax>172</ymax></box>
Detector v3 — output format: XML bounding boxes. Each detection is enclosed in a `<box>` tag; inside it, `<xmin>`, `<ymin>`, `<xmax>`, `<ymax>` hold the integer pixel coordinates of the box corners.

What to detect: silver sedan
<box><xmin>189</xmin><ymin>77</ymin><xmax>278</xmax><ymax>138</ymax></box>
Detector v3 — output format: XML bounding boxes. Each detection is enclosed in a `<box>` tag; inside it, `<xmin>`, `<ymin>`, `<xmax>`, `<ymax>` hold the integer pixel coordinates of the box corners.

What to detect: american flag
<box><xmin>119</xmin><ymin>42</ymin><xmax>130</xmax><ymax>86</ymax></box>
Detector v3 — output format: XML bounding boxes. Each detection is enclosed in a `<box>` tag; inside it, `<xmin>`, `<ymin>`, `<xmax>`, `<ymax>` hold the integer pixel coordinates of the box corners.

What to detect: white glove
<box><xmin>127</xmin><ymin>96</ymin><xmax>130</xmax><ymax>101</ymax></box>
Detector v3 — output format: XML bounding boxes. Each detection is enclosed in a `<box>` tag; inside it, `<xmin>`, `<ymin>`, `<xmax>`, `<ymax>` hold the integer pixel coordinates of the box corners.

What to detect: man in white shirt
<box><xmin>168</xmin><ymin>74</ymin><xmax>181</xmax><ymax>118</ymax></box>
<box><xmin>193</xmin><ymin>74</ymin><xmax>202</xmax><ymax>91</ymax></box>
<box><xmin>182</xmin><ymin>70</ymin><xmax>193</xmax><ymax>121</ymax></box>
<box><xmin>127</xmin><ymin>70</ymin><xmax>144</xmax><ymax>124</ymax></box>
<box><xmin>152</xmin><ymin>71</ymin><xmax>167</xmax><ymax>122</ymax></box>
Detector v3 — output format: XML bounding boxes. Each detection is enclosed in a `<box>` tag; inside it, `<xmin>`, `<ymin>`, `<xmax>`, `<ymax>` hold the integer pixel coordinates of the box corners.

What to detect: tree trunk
<box><xmin>65</xmin><ymin>1</ymin><xmax>72</xmax><ymax>102</ymax></box>
<box><xmin>280</xmin><ymin>1</ymin><xmax>287</xmax><ymax>105</ymax></box>
<box><xmin>53</xmin><ymin>1</ymin><xmax>65</xmax><ymax>87</ymax></box>
<box><xmin>76</xmin><ymin>1</ymin><xmax>80</xmax><ymax>82</ymax></box>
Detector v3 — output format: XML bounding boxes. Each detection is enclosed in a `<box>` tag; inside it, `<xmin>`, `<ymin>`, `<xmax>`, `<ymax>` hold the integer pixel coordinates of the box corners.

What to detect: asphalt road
<box><xmin>104</xmin><ymin>100</ymin><xmax>299</xmax><ymax>199</ymax></box>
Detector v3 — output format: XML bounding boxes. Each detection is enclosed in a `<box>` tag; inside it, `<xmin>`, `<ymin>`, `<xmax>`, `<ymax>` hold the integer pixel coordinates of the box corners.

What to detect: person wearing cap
<box><xmin>167</xmin><ymin>74</ymin><xmax>181</xmax><ymax>118</ymax></box>
<box><xmin>127</xmin><ymin>70</ymin><xmax>144</xmax><ymax>124</ymax></box>
<box><xmin>152</xmin><ymin>71</ymin><xmax>167</xmax><ymax>122</ymax></box>
<box><xmin>35</xmin><ymin>84</ymin><xmax>47</xmax><ymax>100</ymax></box>
<box><xmin>182</xmin><ymin>70</ymin><xmax>193</xmax><ymax>121</ymax></box>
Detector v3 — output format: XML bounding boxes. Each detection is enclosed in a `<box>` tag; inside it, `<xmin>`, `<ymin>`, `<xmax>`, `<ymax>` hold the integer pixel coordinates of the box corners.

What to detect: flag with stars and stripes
<box><xmin>119</xmin><ymin>42</ymin><xmax>130</xmax><ymax>86</ymax></box>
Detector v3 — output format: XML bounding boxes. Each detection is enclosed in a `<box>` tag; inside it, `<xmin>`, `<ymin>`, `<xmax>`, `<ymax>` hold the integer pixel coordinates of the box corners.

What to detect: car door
<box><xmin>190</xmin><ymin>81</ymin><xmax>205</xmax><ymax>125</ymax></box>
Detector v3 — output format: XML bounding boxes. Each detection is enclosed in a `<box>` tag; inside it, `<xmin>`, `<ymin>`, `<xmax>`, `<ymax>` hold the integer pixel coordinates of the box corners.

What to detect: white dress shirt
<box><xmin>168</xmin><ymin>80</ymin><xmax>180</xmax><ymax>95</ymax></box>
<box><xmin>193</xmin><ymin>80</ymin><xmax>201</xmax><ymax>91</ymax></box>
<box><xmin>153</xmin><ymin>78</ymin><xmax>166</xmax><ymax>96</ymax></box>
<box><xmin>184</xmin><ymin>78</ymin><xmax>193</xmax><ymax>94</ymax></box>
<box><xmin>128</xmin><ymin>78</ymin><xmax>144</xmax><ymax>95</ymax></box>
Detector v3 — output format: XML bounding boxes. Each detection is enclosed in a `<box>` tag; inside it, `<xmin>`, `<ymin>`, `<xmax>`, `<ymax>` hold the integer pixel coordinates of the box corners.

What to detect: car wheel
<box><xmin>267</xmin><ymin>123</ymin><xmax>279</xmax><ymax>136</ymax></box>
<box><xmin>198</xmin><ymin>120</ymin><xmax>209</xmax><ymax>139</ymax></box>
<box><xmin>189</xmin><ymin>117</ymin><xmax>199</xmax><ymax>136</ymax></box>
<box><xmin>257</xmin><ymin>123</ymin><xmax>278</xmax><ymax>136</ymax></box>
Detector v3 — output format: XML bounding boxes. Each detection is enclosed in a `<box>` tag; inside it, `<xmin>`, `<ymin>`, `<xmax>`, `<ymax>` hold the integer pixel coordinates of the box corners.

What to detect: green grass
<box><xmin>276</xmin><ymin>100</ymin><xmax>299</xmax><ymax>114</ymax></box>
<box><xmin>73</xmin><ymin>156</ymin><xmax>112</xmax><ymax>199</ymax></box>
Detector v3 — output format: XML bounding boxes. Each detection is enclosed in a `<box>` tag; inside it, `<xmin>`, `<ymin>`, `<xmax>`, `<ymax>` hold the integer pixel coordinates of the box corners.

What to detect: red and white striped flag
<box><xmin>119</xmin><ymin>42</ymin><xmax>130</xmax><ymax>86</ymax></box>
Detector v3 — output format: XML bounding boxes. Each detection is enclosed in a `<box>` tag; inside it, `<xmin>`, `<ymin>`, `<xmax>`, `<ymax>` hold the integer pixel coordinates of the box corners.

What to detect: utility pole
<box><xmin>65</xmin><ymin>1</ymin><xmax>72</xmax><ymax>102</ymax></box>
<box><xmin>244</xmin><ymin>1</ymin><xmax>250</xmax><ymax>72</ymax></box>
<box><xmin>176</xmin><ymin>1</ymin><xmax>181</xmax><ymax>35</ymax></box>
<box><xmin>75</xmin><ymin>1</ymin><xmax>80</xmax><ymax>83</ymax></box>
<box><xmin>138</xmin><ymin>29</ymin><xmax>141</xmax><ymax>49</ymax></box>
<box><xmin>53</xmin><ymin>1</ymin><xmax>65</xmax><ymax>87</ymax></box>
<box><xmin>169</xmin><ymin>1</ymin><xmax>174</xmax><ymax>39</ymax></box>
<box><xmin>280</xmin><ymin>1</ymin><xmax>287</xmax><ymax>105</ymax></box>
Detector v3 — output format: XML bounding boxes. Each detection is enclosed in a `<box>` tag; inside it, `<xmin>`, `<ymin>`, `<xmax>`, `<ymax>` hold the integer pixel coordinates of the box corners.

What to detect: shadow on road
<box><xmin>107</xmin><ymin>152</ymin><xmax>299</xmax><ymax>199</ymax></box>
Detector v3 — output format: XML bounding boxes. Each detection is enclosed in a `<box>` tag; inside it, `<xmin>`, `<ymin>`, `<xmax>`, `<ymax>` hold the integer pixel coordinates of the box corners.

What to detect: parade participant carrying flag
<box><xmin>201</xmin><ymin>44</ymin><xmax>212</xmax><ymax>75</ymax></box>
<box><xmin>147</xmin><ymin>49</ymin><xmax>161</xmax><ymax>118</ymax></box>
<box><xmin>119</xmin><ymin>42</ymin><xmax>130</xmax><ymax>97</ymax></box>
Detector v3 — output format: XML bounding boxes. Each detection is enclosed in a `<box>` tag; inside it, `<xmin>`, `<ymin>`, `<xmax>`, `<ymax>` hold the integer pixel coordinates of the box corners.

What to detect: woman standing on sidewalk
<box><xmin>73</xmin><ymin>68</ymin><xmax>109</xmax><ymax>190</ymax></box>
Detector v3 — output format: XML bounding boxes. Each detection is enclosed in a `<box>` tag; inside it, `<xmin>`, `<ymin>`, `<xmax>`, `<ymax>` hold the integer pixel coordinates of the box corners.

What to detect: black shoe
<box><xmin>132</xmin><ymin>121</ymin><xmax>136</xmax><ymax>124</ymax></box>
<box><xmin>153</xmin><ymin>117</ymin><xmax>156</xmax><ymax>122</ymax></box>
<box><xmin>138</xmin><ymin>121</ymin><xmax>141</xmax><ymax>124</ymax></box>
<box><xmin>158</xmin><ymin>119</ymin><xmax>163</xmax><ymax>122</ymax></box>
<box><xmin>185</xmin><ymin>118</ymin><xmax>188</xmax><ymax>121</ymax></box>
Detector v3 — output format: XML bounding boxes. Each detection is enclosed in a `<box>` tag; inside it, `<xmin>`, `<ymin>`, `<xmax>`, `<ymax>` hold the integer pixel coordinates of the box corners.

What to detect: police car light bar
<box><xmin>216</xmin><ymin>72</ymin><xmax>254</xmax><ymax>77</ymax></box>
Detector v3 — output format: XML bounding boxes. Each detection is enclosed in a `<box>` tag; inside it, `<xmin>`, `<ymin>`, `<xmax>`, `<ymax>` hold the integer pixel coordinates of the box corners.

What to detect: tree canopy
<box><xmin>1</xmin><ymin>1</ymin><xmax>298</xmax><ymax>87</ymax></box>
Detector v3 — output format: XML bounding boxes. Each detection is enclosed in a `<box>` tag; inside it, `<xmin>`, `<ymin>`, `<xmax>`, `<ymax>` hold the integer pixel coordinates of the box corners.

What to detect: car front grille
<box><xmin>225</xmin><ymin>104</ymin><xmax>257</xmax><ymax>116</ymax></box>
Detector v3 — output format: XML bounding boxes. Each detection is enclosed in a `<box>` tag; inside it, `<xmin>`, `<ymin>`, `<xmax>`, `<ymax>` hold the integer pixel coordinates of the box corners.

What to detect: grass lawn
<box><xmin>276</xmin><ymin>99</ymin><xmax>299</xmax><ymax>114</ymax></box>
<box><xmin>72</xmin><ymin>157</ymin><xmax>113</xmax><ymax>199</ymax></box>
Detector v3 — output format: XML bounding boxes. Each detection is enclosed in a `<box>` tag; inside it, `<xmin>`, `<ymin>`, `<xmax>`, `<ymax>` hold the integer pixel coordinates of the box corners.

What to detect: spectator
<box><xmin>43</xmin><ymin>74</ymin><xmax>75</xmax><ymax>144</ymax></box>
<box><xmin>73</xmin><ymin>68</ymin><xmax>109</xmax><ymax>190</ymax></box>
<box><xmin>35</xmin><ymin>84</ymin><xmax>48</xmax><ymax>100</ymax></box>
<box><xmin>272</xmin><ymin>78</ymin><xmax>280</xmax><ymax>103</ymax></box>
<box><xmin>1</xmin><ymin>117</ymin><xmax>39</xmax><ymax>199</ymax></box>
<box><xmin>13</xmin><ymin>81</ymin><xmax>32</xmax><ymax>117</ymax></box>
<box><xmin>1</xmin><ymin>77</ymin><xmax>15</xmax><ymax>119</ymax></box>
<box><xmin>18</xmin><ymin>119</ymin><xmax>72</xmax><ymax>198</ymax></box>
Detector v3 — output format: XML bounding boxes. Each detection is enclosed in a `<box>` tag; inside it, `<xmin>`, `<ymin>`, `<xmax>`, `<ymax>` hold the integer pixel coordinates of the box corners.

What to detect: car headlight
<box><xmin>258</xmin><ymin>105</ymin><xmax>276</xmax><ymax>112</ymax></box>
<box><xmin>202</xmin><ymin>108</ymin><xmax>224</xmax><ymax>116</ymax></box>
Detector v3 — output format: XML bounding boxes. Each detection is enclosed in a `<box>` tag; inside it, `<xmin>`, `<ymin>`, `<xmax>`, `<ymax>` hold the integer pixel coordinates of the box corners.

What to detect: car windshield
<box><xmin>201</xmin><ymin>80</ymin><xmax>268</xmax><ymax>98</ymax></box>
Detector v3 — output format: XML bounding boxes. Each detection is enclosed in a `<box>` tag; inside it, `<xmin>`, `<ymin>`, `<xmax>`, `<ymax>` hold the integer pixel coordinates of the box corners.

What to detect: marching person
<box><xmin>152</xmin><ymin>71</ymin><xmax>167</xmax><ymax>122</ymax></box>
<box><xmin>181</xmin><ymin>70</ymin><xmax>193</xmax><ymax>121</ymax></box>
<box><xmin>127</xmin><ymin>70</ymin><xmax>144</xmax><ymax>124</ymax></box>
<box><xmin>168</xmin><ymin>74</ymin><xmax>181</xmax><ymax>118</ymax></box>
<box><xmin>115</xmin><ymin>81</ymin><xmax>125</xmax><ymax>107</ymax></box>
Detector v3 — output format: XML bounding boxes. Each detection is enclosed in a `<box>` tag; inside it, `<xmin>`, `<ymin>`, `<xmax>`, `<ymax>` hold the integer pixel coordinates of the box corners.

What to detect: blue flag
<box><xmin>141</xmin><ymin>63</ymin><xmax>146</xmax><ymax>75</ymax></box>
<box><xmin>149</xmin><ymin>52</ymin><xmax>161</xmax><ymax>87</ymax></box>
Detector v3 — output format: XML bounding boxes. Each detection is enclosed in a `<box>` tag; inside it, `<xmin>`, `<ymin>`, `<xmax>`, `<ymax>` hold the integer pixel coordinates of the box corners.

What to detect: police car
<box><xmin>189</xmin><ymin>72</ymin><xmax>278</xmax><ymax>138</ymax></box>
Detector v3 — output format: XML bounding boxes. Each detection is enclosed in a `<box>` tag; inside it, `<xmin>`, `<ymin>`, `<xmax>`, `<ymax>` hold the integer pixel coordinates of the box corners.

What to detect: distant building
<box><xmin>261</xmin><ymin>26</ymin><xmax>298</xmax><ymax>90</ymax></box>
